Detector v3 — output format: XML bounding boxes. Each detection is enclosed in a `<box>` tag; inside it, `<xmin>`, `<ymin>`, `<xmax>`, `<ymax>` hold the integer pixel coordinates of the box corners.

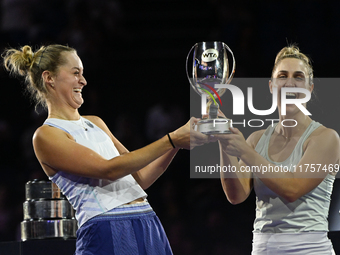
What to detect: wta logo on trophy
<box><xmin>202</xmin><ymin>49</ymin><xmax>219</xmax><ymax>62</ymax></box>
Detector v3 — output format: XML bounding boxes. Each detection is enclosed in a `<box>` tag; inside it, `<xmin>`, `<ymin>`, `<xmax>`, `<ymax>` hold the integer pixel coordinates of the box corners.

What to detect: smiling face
<box><xmin>51</xmin><ymin>51</ymin><xmax>87</xmax><ymax>109</ymax></box>
<box><xmin>270</xmin><ymin>58</ymin><xmax>313</xmax><ymax>114</ymax></box>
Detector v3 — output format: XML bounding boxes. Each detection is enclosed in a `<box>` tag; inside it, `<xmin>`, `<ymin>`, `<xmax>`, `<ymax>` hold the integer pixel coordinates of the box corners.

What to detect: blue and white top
<box><xmin>45</xmin><ymin>117</ymin><xmax>147</xmax><ymax>227</ymax></box>
<box><xmin>253</xmin><ymin>121</ymin><xmax>335</xmax><ymax>233</ymax></box>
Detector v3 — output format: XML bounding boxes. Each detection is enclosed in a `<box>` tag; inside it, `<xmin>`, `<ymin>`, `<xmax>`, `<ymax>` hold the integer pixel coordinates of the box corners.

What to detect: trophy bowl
<box><xmin>187</xmin><ymin>41</ymin><xmax>235</xmax><ymax>134</ymax></box>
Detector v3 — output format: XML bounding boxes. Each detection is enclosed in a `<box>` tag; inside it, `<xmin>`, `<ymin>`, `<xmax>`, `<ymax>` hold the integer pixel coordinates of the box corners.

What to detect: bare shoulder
<box><xmin>247</xmin><ymin>129</ymin><xmax>266</xmax><ymax>149</ymax></box>
<box><xmin>305</xmin><ymin>125</ymin><xmax>339</xmax><ymax>175</ymax></box>
<box><xmin>307</xmin><ymin>125</ymin><xmax>339</xmax><ymax>145</ymax></box>
<box><xmin>315</xmin><ymin>125</ymin><xmax>338</xmax><ymax>137</ymax></box>
<box><xmin>33</xmin><ymin>124</ymin><xmax>75</xmax><ymax>177</ymax></box>
<box><xmin>33</xmin><ymin>124</ymin><xmax>75</xmax><ymax>153</ymax></box>
<box><xmin>303</xmin><ymin>125</ymin><xmax>339</xmax><ymax>161</ymax></box>
<box><xmin>33</xmin><ymin>124</ymin><xmax>73</xmax><ymax>143</ymax></box>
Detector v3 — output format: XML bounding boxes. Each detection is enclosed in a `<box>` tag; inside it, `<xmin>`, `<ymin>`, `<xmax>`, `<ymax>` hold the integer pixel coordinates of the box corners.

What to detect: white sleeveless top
<box><xmin>253</xmin><ymin>121</ymin><xmax>335</xmax><ymax>233</ymax></box>
<box><xmin>45</xmin><ymin>117</ymin><xmax>147</xmax><ymax>227</ymax></box>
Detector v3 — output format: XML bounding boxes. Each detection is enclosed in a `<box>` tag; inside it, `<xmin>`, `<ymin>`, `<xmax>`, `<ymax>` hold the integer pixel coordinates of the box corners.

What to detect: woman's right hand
<box><xmin>170</xmin><ymin>117</ymin><xmax>216</xmax><ymax>150</ymax></box>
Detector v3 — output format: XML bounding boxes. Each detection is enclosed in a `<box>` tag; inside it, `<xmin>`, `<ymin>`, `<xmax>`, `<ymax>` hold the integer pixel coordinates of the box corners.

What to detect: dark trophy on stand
<box><xmin>187</xmin><ymin>41</ymin><xmax>235</xmax><ymax>134</ymax></box>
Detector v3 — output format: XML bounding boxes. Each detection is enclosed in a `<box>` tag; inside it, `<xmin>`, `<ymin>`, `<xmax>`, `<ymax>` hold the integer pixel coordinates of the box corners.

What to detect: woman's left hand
<box><xmin>216</xmin><ymin>127</ymin><xmax>249</xmax><ymax>158</ymax></box>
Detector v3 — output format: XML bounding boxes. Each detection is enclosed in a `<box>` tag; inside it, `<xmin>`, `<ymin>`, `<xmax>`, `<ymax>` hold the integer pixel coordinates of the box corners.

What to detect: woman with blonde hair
<box><xmin>217</xmin><ymin>45</ymin><xmax>339</xmax><ymax>254</ymax></box>
<box><xmin>2</xmin><ymin>44</ymin><xmax>211</xmax><ymax>255</ymax></box>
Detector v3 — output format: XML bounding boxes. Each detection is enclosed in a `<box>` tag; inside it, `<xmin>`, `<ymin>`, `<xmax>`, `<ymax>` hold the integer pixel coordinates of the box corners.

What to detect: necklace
<box><xmin>72</xmin><ymin>118</ymin><xmax>88</xmax><ymax>131</ymax></box>
<box><xmin>280</xmin><ymin>134</ymin><xmax>290</xmax><ymax>140</ymax></box>
<box><xmin>49</xmin><ymin>114</ymin><xmax>88</xmax><ymax>131</ymax></box>
<box><xmin>274</xmin><ymin>127</ymin><xmax>290</xmax><ymax>140</ymax></box>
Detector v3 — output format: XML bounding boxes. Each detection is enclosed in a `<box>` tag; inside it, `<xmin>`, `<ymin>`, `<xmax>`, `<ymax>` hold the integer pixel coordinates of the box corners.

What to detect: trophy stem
<box><xmin>208</xmin><ymin>102</ymin><xmax>219</xmax><ymax>119</ymax></box>
<box><xmin>197</xmin><ymin>100</ymin><xmax>231</xmax><ymax>134</ymax></box>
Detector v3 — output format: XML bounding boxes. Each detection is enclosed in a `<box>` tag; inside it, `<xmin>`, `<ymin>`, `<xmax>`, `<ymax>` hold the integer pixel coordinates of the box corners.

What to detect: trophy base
<box><xmin>197</xmin><ymin>118</ymin><xmax>232</xmax><ymax>134</ymax></box>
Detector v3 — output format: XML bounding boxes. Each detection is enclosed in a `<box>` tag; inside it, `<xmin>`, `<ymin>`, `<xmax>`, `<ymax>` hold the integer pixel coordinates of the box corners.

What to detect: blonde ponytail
<box><xmin>2</xmin><ymin>44</ymin><xmax>76</xmax><ymax>109</ymax></box>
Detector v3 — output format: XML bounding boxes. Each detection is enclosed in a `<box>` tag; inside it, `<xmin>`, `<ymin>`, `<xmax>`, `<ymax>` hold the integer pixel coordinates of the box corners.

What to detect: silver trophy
<box><xmin>187</xmin><ymin>41</ymin><xmax>236</xmax><ymax>134</ymax></box>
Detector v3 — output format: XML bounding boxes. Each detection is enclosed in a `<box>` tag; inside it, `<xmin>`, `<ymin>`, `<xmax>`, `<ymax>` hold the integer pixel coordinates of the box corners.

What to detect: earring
<box><xmin>50</xmin><ymin>83</ymin><xmax>54</xmax><ymax>87</ymax></box>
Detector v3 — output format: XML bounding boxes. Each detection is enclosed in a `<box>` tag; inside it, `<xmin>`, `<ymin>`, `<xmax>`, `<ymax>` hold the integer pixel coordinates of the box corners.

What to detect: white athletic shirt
<box><xmin>45</xmin><ymin>117</ymin><xmax>147</xmax><ymax>227</ymax></box>
<box><xmin>253</xmin><ymin>121</ymin><xmax>335</xmax><ymax>233</ymax></box>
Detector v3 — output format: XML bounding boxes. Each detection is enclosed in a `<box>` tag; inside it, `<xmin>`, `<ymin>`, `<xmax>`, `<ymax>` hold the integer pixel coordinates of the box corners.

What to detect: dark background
<box><xmin>0</xmin><ymin>0</ymin><xmax>340</xmax><ymax>254</ymax></box>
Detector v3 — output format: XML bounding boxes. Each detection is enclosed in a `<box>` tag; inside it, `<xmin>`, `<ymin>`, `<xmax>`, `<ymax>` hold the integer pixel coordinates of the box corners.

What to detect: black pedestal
<box><xmin>0</xmin><ymin>239</ymin><xmax>76</xmax><ymax>255</ymax></box>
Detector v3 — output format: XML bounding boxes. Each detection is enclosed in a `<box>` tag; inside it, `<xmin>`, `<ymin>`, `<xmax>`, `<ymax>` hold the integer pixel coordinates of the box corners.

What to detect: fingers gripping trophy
<box><xmin>186</xmin><ymin>41</ymin><xmax>235</xmax><ymax>134</ymax></box>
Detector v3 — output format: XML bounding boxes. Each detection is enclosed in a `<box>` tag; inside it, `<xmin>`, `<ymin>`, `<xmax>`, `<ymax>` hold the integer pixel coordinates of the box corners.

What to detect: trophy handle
<box><xmin>185</xmin><ymin>43</ymin><xmax>199</xmax><ymax>95</ymax></box>
<box><xmin>222</xmin><ymin>43</ymin><xmax>236</xmax><ymax>84</ymax></box>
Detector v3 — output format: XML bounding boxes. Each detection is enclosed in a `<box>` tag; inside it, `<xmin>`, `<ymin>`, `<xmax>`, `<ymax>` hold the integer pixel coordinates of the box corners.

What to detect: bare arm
<box><xmin>33</xmin><ymin>116</ymin><xmax>208</xmax><ymax>184</ymax></box>
<box><xmin>219</xmin><ymin>127</ymin><xmax>340</xmax><ymax>203</ymax></box>
<box><xmin>241</xmin><ymin>128</ymin><xmax>339</xmax><ymax>202</ymax></box>
<box><xmin>132</xmin><ymin>149</ymin><xmax>180</xmax><ymax>189</ymax></box>
<box><xmin>218</xmin><ymin>130</ymin><xmax>263</xmax><ymax>204</ymax></box>
<box><xmin>91</xmin><ymin>116</ymin><xmax>182</xmax><ymax>189</ymax></box>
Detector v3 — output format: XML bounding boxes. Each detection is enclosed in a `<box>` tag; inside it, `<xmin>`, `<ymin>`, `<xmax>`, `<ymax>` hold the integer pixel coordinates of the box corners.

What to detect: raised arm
<box><xmin>218</xmin><ymin>130</ymin><xmax>263</xmax><ymax>204</ymax></box>
<box><xmin>241</xmin><ymin>127</ymin><xmax>339</xmax><ymax>202</ymax></box>
<box><xmin>33</xmin><ymin>116</ymin><xmax>209</xmax><ymax>182</ymax></box>
<box><xmin>92</xmin><ymin>116</ymin><xmax>188</xmax><ymax>189</ymax></box>
<box><xmin>219</xmin><ymin>127</ymin><xmax>339</xmax><ymax>203</ymax></box>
